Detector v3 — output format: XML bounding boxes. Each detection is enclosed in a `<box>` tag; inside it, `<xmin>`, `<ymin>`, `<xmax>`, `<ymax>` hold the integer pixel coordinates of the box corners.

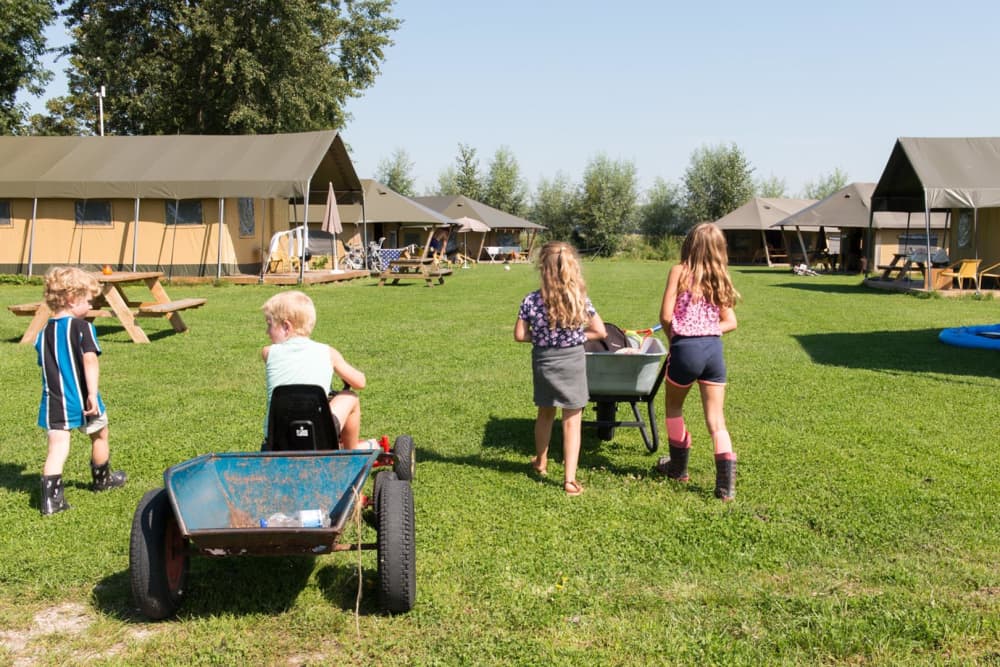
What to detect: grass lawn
<box><xmin>0</xmin><ymin>262</ymin><xmax>998</xmax><ymax>666</ymax></box>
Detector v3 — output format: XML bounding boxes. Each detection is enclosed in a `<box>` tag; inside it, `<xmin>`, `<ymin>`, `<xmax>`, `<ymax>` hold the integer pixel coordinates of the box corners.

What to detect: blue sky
<box><xmin>26</xmin><ymin>1</ymin><xmax>1000</xmax><ymax>198</ymax></box>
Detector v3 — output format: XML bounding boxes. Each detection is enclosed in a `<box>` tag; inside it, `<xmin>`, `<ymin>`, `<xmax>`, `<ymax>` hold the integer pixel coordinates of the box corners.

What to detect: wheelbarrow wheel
<box><xmin>129</xmin><ymin>488</ymin><xmax>190</xmax><ymax>620</ymax></box>
<box><xmin>392</xmin><ymin>434</ymin><xmax>415</xmax><ymax>482</ymax></box>
<box><xmin>372</xmin><ymin>470</ymin><xmax>397</xmax><ymax>515</ymax></box>
<box><xmin>377</xmin><ymin>479</ymin><xmax>416</xmax><ymax>614</ymax></box>
<box><xmin>596</xmin><ymin>401</ymin><xmax>617</xmax><ymax>441</ymax></box>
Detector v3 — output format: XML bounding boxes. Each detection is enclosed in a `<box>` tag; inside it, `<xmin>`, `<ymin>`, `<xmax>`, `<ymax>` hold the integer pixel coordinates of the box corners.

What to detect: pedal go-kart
<box><xmin>129</xmin><ymin>385</ymin><xmax>415</xmax><ymax>620</ymax></box>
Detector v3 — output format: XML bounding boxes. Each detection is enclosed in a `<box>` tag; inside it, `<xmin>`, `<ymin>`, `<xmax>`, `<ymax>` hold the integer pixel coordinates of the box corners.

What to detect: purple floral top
<box><xmin>671</xmin><ymin>290</ymin><xmax>722</xmax><ymax>337</ymax></box>
<box><xmin>518</xmin><ymin>290</ymin><xmax>597</xmax><ymax>348</ymax></box>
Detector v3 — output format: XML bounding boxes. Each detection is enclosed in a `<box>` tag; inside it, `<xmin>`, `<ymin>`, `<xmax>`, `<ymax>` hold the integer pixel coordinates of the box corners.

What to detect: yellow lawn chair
<box><xmin>938</xmin><ymin>258</ymin><xmax>981</xmax><ymax>290</ymax></box>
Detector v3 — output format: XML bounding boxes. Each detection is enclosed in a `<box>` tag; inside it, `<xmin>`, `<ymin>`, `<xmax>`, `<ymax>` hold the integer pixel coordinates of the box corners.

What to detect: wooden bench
<box><xmin>8</xmin><ymin>301</ymin><xmax>113</xmax><ymax>319</ymax></box>
<box><xmin>137</xmin><ymin>298</ymin><xmax>207</xmax><ymax>333</ymax></box>
<box><xmin>137</xmin><ymin>298</ymin><xmax>207</xmax><ymax>315</ymax></box>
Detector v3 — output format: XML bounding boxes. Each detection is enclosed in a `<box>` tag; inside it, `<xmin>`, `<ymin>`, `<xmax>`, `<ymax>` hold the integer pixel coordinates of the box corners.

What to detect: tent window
<box><xmin>166</xmin><ymin>199</ymin><xmax>203</xmax><ymax>225</ymax></box>
<box><xmin>0</xmin><ymin>200</ymin><xmax>10</xmax><ymax>226</ymax></box>
<box><xmin>402</xmin><ymin>231</ymin><xmax>421</xmax><ymax>247</ymax></box>
<box><xmin>74</xmin><ymin>200</ymin><xmax>112</xmax><ymax>226</ymax></box>
<box><xmin>898</xmin><ymin>233</ymin><xmax>938</xmax><ymax>253</ymax></box>
<box><xmin>238</xmin><ymin>198</ymin><xmax>255</xmax><ymax>237</ymax></box>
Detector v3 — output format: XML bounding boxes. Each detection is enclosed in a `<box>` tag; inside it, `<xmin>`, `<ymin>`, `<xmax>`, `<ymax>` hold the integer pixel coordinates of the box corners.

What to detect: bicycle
<box><xmin>366</xmin><ymin>238</ymin><xmax>387</xmax><ymax>272</ymax></box>
<box><xmin>342</xmin><ymin>243</ymin><xmax>365</xmax><ymax>270</ymax></box>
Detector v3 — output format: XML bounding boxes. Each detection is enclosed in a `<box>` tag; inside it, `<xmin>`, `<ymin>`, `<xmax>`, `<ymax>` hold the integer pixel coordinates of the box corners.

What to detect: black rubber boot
<box><xmin>91</xmin><ymin>460</ymin><xmax>127</xmax><ymax>491</ymax></box>
<box><xmin>40</xmin><ymin>474</ymin><xmax>70</xmax><ymax>515</ymax></box>
<box><xmin>655</xmin><ymin>432</ymin><xmax>691</xmax><ymax>481</ymax></box>
<box><xmin>714</xmin><ymin>457</ymin><xmax>736</xmax><ymax>501</ymax></box>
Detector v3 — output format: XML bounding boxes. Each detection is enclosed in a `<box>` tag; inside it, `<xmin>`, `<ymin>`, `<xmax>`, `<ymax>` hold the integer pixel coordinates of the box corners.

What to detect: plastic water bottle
<box><xmin>360</xmin><ymin>437</ymin><xmax>380</xmax><ymax>450</ymax></box>
<box><xmin>260</xmin><ymin>513</ymin><xmax>299</xmax><ymax>528</ymax></box>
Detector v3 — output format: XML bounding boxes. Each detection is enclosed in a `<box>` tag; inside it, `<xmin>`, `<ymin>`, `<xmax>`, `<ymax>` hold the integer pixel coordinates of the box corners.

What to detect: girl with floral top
<box><xmin>515</xmin><ymin>242</ymin><xmax>606</xmax><ymax>496</ymax></box>
<box><xmin>656</xmin><ymin>223</ymin><xmax>741</xmax><ymax>500</ymax></box>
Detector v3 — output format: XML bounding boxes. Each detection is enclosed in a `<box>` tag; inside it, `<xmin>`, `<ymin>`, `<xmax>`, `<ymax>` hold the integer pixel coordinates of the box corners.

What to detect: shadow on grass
<box><xmin>794</xmin><ymin>328</ymin><xmax>1000</xmax><ymax>379</ymax></box>
<box><xmin>773</xmin><ymin>281</ymin><xmax>868</xmax><ymax>295</ymax></box>
<box><xmin>414</xmin><ymin>415</ymin><xmax>657</xmax><ymax>481</ymax></box>
<box><xmin>93</xmin><ymin>555</ymin><xmax>319</xmax><ymax>621</ymax></box>
<box><xmin>315</xmin><ymin>560</ymin><xmax>385</xmax><ymax>616</ymax></box>
<box><xmin>92</xmin><ymin>324</ymin><xmax>178</xmax><ymax>342</ymax></box>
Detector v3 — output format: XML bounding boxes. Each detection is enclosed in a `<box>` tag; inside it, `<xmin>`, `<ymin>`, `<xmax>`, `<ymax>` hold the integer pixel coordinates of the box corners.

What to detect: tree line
<box><xmin>2</xmin><ymin>1</ymin><xmax>848</xmax><ymax>257</ymax></box>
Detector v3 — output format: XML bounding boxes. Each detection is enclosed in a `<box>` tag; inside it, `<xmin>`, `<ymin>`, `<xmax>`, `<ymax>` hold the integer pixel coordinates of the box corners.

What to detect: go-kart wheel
<box><xmin>372</xmin><ymin>470</ymin><xmax>397</xmax><ymax>515</ymax></box>
<box><xmin>596</xmin><ymin>402</ymin><xmax>617</xmax><ymax>441</ymax></box>
<box><xmin>377</xmin><ymin>479</ymin><xmax>416</xmax><ymax>614</ymax></box>
<box><xmin>130</xmin><ymin>488</ymin><xmax>190</xmax><ymax>620</ymax></box>
<box><xmin>391</xmin><ymin>435</ymin><xmax>415</xmax><ymax>482</ymax></box>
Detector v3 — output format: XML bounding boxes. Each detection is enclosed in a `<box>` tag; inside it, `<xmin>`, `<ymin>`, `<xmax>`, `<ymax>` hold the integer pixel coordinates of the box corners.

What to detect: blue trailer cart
<box><xmin>129</xmin><ymin>446</ymin><xmax>415</xmax><ymax>620</ymax></box>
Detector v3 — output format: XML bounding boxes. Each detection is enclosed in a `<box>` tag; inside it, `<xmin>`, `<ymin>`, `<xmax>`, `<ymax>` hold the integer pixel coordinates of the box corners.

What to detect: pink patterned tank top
<box><xmin>672</xmin><ymin>290</ymin><xmax>722</xmax><ymax>337</ymax></box>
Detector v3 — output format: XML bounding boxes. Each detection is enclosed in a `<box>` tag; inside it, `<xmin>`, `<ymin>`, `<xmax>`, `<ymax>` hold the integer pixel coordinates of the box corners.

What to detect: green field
<box><xmin>1</xmin><ymin>262</ymin><xmax>998</xmax><ymax>666</ymax></box>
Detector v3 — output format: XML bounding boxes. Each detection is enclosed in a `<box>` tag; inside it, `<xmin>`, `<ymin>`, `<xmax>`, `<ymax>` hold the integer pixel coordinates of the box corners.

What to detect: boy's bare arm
<box><xmin>82</xmin><ymin>351</ymin><xmax>100</xmax><ymax>415</ymax></box>
<box><xmin>330</xmin><ymin>347</ymin><xmax>366</xmax><ymax>390</ymax></box>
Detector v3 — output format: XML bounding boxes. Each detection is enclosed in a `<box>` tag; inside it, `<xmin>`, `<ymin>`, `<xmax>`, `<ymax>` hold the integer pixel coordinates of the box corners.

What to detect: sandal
<box><xmin>564</xmin><ymin>480</ymin><xmax>584</xmax><ymax>496</ymax></box>
<box><xmin>530</xmin><ymin>457</ymin><xmax>547</xmax><ymax>477</ymax></box>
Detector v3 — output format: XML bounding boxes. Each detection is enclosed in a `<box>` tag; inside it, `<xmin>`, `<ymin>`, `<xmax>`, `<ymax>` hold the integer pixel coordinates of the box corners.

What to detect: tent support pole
<box><xmin>923</xmin><ymin>195</ymin><xmax>931</xmax><ymax>290</ymax></box>
<box><xmin>27</xmin><ymin>198</ymin><xmax>38</xmax><ymax>277</ymax></box>
<box><xmin>132</xmin><ymin>198</ymin><xmax>140</xmax><ymax>271</ymax></box>
<box><xmin>217</xmin><ymin>198</ymin><xmax>224</xmax><ymax>280</ymax></box>
<box><xmin>299</xmin><ymin>181</ymin><xmax>311</xmax><ymax>284</ymax></box>
<box><xmin>864</xmin><ymin>206</ymin><xmax>874</xmax><ymax>278</ymax></box>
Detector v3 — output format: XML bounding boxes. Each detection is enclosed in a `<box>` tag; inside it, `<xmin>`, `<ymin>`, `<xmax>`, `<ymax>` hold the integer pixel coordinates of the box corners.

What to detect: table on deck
<box><xmin>10</xmin><ymin>271</ymin><xmax>206</xmax><ymax>344</ymax></box>
<box><xmin>377</xmin><ymin>258</ymin><xmax>452</xmax><ymax>287</ymax></box>
<box><xmin>877</xmin><ymin>253</ymin><xmax>926</xmax><ymax>282</ymax></box>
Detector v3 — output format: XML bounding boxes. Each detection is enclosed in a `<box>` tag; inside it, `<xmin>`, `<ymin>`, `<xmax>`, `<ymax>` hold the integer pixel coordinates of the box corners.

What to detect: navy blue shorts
<box><xmin>666</xmin><ymin>335</ymin><xmax>726</xmax><ymax>387</ymax></box>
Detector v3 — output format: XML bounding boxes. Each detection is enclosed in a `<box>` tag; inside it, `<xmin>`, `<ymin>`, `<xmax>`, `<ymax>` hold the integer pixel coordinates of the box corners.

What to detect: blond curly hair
<box><xmin>43</xmin><ymin>267</ymin><xmax>100</xmax><ymax>312</ymax></box>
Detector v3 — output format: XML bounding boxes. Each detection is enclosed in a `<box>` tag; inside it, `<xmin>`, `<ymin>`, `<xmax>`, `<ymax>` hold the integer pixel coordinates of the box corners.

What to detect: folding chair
<box><xmin>263</xmin><ymin>385</ymin><xmax>340</xmax><ymax>452</ymax></box>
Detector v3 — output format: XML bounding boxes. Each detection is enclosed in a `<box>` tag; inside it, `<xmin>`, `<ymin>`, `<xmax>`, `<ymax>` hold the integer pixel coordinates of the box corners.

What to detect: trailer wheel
<box><xmin>392</xmin><ymin>434</ymin><xmax>415</xmax><ymax>482</ymax></box>
<box><xmin>372</xmin><ymin>470</ymin><xmax>398</xmax><ymax>515</ymax></box>
<box><xmin>377</xmin><ymin>480</ymin><xmax>416</xmax><ymax>614</ymax></box>
<box><xmin>130</xmin><ymin>488</ymin><xmax>189</xmax><ymax>620</ymax></box>
<box><xmin>596</xmin><ymin>401</ymin><xmax>617</xmax><ymax>440</ymax></box>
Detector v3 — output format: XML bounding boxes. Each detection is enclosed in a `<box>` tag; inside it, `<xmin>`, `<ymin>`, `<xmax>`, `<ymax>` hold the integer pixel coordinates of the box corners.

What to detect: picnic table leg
<box><xmin>102</xmin><ymin>285</ymin><xmax>150</xmax><ymax>343</ymax></box>
<box><xmin>143</xmin><ymin>277</ymin><xmax>188</xmax><ymax>332</ymax></box>
<box><xmin>19</xmin><ymin>303</ymin><xmax>52</xmax><ymax>345</ymax></box>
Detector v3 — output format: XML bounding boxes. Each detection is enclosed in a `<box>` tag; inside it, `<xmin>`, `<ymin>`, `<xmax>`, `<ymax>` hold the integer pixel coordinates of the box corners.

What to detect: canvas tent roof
<box><xmin>0</xmin><ymin>130</ymin><xmax>361</xmax><ymax>201</ymax></box>
<box><xmin>776</xmin><ymin>182</ymin><xmax>948</xmax><ymax>229</ymax></box>
<box><xmin>415</xmin><ymin>195</ymin><xmax>545</xmax><ymax>230</ymax></box>
<box><xmin>339</xmin><ymin>180</ymin><xmax>454</xmax><ymax>226</ymax></box>
<box><xmin>713</xmin><ymin>197</ymin><xmax>817</xmax><ymax>230</ymax></box>
<box><xmin>872</xmin><ymin>137</ymin><xmax>1000</xmax><ymax>212</ymax></box>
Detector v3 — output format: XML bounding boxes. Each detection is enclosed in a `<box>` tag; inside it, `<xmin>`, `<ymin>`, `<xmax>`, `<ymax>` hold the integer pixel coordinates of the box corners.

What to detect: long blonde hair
<box><xmin>679</xmin><ymin>223</ymin><xmax>740</xmax><ymax>308</ymax></box>
<box><xmin>538</xmin><ymin>241</ymin><xmax>589</xmax><ymax>329</ymax></box>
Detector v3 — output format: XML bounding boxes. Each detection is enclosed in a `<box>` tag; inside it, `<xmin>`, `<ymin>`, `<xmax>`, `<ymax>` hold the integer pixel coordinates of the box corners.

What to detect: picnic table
<box><xmin>377</xmin><ymin>258</ymin><xmax>452</xmax><ymax>287</ymax></box>
<box><xmin>9</xmin><ymin>270</ymin><xmax>206</xmax><ymax>344</ymax></box>
<box><xmin>877</xmin><ymin>253</ymin><xmax>925</xmax><ymax>282</ymax></box>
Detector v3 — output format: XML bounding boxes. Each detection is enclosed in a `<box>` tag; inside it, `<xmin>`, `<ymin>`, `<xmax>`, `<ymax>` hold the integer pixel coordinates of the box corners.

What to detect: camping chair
<box><xmin>263</xmin><ymin>385</ymin><xmax>340</xmax><ymax>452</ymax></box>
<box><xmin>938</xmin><ymin>258</ymin><xmax>981</xmax><ymax>290</ymax></box>
<box><xmin>977</xmin><ymin>261</ymin><xmax>1000</xmax><ymax>290</ymax></box>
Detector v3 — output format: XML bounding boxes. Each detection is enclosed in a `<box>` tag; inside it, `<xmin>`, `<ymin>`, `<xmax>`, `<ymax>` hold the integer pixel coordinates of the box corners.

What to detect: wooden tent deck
<box><xmin>168</xmin><ymin>270</ymin><xmax>371</xmax><ymax>286</ymax></box>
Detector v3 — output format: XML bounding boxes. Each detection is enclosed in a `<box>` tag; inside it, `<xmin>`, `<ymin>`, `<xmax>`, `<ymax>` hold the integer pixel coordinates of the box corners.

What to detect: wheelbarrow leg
<box><xmin>628</xmin><ymin>401</ymin><xmax>653</xmax><ymax>452</ymax></box>
<box><xmin>645</xmin><ymin>397</ymin><xmax>660</xmax><ymax>453</ymax></box>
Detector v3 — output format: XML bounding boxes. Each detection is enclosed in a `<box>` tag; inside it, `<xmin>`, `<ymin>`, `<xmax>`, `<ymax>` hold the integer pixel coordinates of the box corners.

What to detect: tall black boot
<box><xmin>91</xmin><ymin>460</ymin><xmax>127</xmax><ymax>491</ymax></box>
<box><xmin>714</xmin><ymin>456</ymin><xmax>736</xmax><ymax>501</ymax></box>
<box><xmin>40</xmin><ymin>474</ymin><xmax>70</xmax><ymax>515</ymax></box>
<box><xmin>655</xmin><ymin>432</ymin><xmax>691</xmax><ymax>481</ymax></box>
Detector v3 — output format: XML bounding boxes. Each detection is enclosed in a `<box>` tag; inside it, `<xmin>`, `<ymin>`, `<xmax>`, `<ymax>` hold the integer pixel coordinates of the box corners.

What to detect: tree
<box><xmin>802</xmin><ymin>168</ymin><xmax>848</xmax><ymax>200</ymax></box>
<box><xmin>434</xmin><ymin>166</ymin><xmax>459</xmax><ymax>196</ymax></box>
<box><xmin>531</xmin><ymin>173</ymin><xmax>577</xmax><ymax>242</ymax></box>
<box><xmin>452</xmin><ymin>142</ymin><xmax>483</xmax><ymax>200</ymax></box>
<box><xmin>756</xmin><ymin>174</ymin><xmax>787</xmax><ymax>198</ymax></box>
<box><xmin>682</xmin><ymin>143</ymin><xmax>755</xmax><ymax>224</ymax></box>
<box><xmin>0</xmin><ymin>0</ymin><xmax>56</xmax><ymax>134</ymax></box>
<box><xmin>375</xmin><ymin>147</ymin><xmax>416</xmax><ymax>196</ymax></box>
<box><xmin>482</xmin><ymin>146</ymin><xmax>528</xmax><ymax>216</ymax></box>
<box><xmin>639</xmin><ymin>178</ymin><xmax>685</xmax><ymax>240</ymax></box>
<box><xmin>54</xmin><ymin>0</ymin><xmax>400</xmax><ymax>135</ymax></box>
<box><xmin>575</xmin><ymin>154</ymin><xmax>638</xmax><ymax>256</ymax></box>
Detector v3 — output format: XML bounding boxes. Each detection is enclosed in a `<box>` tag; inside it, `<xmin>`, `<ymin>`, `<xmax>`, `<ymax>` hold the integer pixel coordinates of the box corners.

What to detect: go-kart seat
<box><xmin>264</xmin><ymin>384</ymin><xmax>340</xmax><ymax>452</ymax></box>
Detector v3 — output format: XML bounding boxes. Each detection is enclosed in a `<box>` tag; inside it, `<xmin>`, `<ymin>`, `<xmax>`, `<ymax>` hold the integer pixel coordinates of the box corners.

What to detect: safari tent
<box><xmin>415</xmin><ymin>195</ymin><xmax>545</xmax><ymax>261</ymax></box>
<box><xmin>872</xmin><ymin>137</ymin><xmax>1000</xmax><ymax>288</ymax></box>
<box><xmin>774</xmin><ymin>182</ymin><xmax>949</xmax><ymax>272</ymax></box>
<box><xmin>0</xmin><ymin>131</ymin><xmax>362</xmax><ymax>278</ymax></box>
<box><xmin>712</xmin><ymin>198</ymin><xmax>817</xmax><ymax>265</ymax></box>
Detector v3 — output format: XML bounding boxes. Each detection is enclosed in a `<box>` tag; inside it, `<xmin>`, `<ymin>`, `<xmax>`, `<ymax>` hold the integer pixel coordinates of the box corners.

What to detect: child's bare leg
<box><xmin>534</xmin><ymin>406</ymin><xmax>557</xmax><ymax>469</ymax></box>
<box><xmin>698</xmin><ymin>383</ymin><xmax>731</xmax><ymax>455</ymax></box>
<box><xmin>330</xmin><ymin>393</ymin><xmax>361</xmax><ymax>449</ymax></box>
<box><xmin>89</xmin><ymin>426</ymin><xmax>110</xmax><ymax>466</ymax></box>
<box><xmin>43</xmin><ymin>430</ymin><xmax>72</xmax><ymax>476</ymax></box>
<box><xmin>560</xmin><ymin>407</ymin><xmax>583</xmax><ymax>485</ymax></box>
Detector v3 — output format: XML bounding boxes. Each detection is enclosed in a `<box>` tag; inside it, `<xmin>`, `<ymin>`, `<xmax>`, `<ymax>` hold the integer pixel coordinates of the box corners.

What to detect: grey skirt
<box><xmin>532</xmin><ymin>345</ymin><xmax>588</xmax><ymax>409</ymax></box>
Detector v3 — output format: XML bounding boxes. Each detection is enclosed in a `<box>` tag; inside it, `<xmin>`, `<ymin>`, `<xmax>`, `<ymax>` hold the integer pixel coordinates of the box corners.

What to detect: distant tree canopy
<box><xmin>574</xmin><ymin>154</ymin><xmax>638</xmax><ymax>256</ymax></box>
<box><xmin>682</xmin><ymin>143</ymin><xmax>755</xmax><ymax>224</ymax></box>
<box><xmin>451</xmin><ymin>143</ymin><xmax>483</xmax><ymax>201</ymax></box>
<box><xmin>531</xmin><ymin>173</ymin><xmax>576</xmax><ymax>242</ymax></box>
<box><xmin>482</xmin><ymin>146</ymin><xmax>528</xmax><ymax>217</ymax></box>
<box><xmin>53</xmin><ymin>0</ymin><xmax>400</xmax><ymax>135</ymax></box>
<box><xmin>0</xmin><ymin>0</ymin><xmax>56</xmax><ymax>134</ymax></box>
<box><xmin>375</xmin><ymin>147</ymin><xmax>416</xmax><ymax>196</ymax></box>
<box><xmin>756</xmin><ymin>174</ymin><xmax>787</xmax><ymax>198</ymax></box>
<box><xmin>639</xmin><ymin>177</ymin><xmax>685</xmax><ymax>240</ymax></box>
<box><xmin>802</xmin><ymin>168</ymin><xmax>848</xmax><ymax>200</ymax></box>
